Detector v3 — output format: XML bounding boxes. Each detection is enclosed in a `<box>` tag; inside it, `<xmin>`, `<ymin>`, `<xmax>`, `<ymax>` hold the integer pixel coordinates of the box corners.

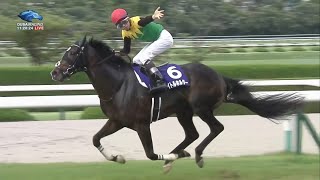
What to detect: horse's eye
<box><xmin>55</xmin><ymin>61</ymin><xmax>61</xmax><ymax>67</ymax></box>
<box><xmin>71</xmin><ymin>49</ymin><xmax>80</xmax><ymax>56</ymax></box>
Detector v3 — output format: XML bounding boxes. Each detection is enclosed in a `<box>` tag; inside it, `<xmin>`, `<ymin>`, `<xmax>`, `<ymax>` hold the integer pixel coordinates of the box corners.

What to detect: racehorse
<box><xmin>50</xmin><ymin>36</ymin><xmax>303</xmax><ymax>173</ymax></box>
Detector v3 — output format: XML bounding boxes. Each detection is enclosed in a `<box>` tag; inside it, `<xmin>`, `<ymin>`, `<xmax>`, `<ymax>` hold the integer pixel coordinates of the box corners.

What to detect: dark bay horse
<box><xmin>50</xmin><ymin>36</ymin><xmax>303</xmax><ymax>172</ymax></box>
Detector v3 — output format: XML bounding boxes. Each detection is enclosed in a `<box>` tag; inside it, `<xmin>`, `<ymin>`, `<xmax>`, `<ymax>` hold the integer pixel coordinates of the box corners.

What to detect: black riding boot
<box><xmin>144</xmin><ymin>60</ymin><xmax>167</xmax><ymax>94</ymax></box>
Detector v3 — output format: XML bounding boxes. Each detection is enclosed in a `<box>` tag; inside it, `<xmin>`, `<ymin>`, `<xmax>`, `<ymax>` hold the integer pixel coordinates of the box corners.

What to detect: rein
<box><xmin>95</xmin><ymin>49</ymin><xmax>116</xmax><ymax>65</ymax></box>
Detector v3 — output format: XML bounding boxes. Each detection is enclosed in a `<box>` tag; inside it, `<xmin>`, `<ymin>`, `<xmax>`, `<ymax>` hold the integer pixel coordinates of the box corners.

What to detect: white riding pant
<box><xmin>133</xmin><ymin>29</ymin><xmax>173</xmax><ymax>65</ymax></box>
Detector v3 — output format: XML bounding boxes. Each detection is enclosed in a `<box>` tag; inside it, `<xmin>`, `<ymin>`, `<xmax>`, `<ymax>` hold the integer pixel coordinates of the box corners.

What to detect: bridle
<box><xmin>55</xmin><ymin>44</ymin><xmax>88</xmax><ymax>79</ymax></box>
<box><xmin>56</xmin><ymin>43</ymin><xmax>118</xmax><ymax>79</ymax></box>
<box><xmin>55</xmin><ymin>43</ymin><xmax>118</xmax><ymax>103</ymax></box>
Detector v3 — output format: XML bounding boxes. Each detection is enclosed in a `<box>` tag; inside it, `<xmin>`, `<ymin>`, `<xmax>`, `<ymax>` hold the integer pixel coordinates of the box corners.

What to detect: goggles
<box><xmin>116</xmin><ymin>17</ymin><xmax>129</xmax><ymax>29</ymax></box>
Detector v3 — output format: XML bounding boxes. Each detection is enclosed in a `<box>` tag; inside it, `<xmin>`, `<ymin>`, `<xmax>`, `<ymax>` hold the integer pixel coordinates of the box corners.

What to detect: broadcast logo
<box><xmin>17</xmin><ymin>10</ymin><xmax>44</xmax><ymax>31</ymax></box>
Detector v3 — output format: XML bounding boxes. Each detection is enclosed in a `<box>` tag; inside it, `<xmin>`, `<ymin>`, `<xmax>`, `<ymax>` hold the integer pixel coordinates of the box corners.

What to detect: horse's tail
<box><xmin>223</xmin><ymin>76</ymin><xmax>304</xmax><ymax>120</ymax></box>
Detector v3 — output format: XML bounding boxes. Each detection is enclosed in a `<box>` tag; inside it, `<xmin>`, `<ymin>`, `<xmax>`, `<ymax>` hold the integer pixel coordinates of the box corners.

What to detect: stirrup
<box><xmin>150</xmin><ymin>81</ymin><xmax>167</xmax><ymax>94</ymax></box>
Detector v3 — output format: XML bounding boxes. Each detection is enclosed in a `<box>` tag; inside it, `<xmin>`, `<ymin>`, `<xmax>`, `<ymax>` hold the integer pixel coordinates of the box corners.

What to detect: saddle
<box><xmin>132</xmin><ymin>63</ymin><xmax>190</xmax><ymax>90</ymax></box>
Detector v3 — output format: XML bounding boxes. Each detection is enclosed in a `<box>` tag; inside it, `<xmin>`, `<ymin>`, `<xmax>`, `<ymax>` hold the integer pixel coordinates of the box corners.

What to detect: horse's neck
<box><xmin>86</xmin><ymin>64</ymin><xmax>127</xmax><ymax>99</ymax></box>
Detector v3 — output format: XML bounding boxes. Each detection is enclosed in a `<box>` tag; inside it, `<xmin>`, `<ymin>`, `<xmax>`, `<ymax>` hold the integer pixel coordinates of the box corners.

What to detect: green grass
<box><xmin>0</xmin><ymin>153</ymin><xmax>318</xmax><ymax>180</ymax></box>
<box><xmin>23</xmin><ymin>101</ymin><xmax>320</xmax><ymax>121</ymax></box>
<box><xmin>1</xmin><ymin>51</ymin><xmax>319</xmax><ymax>66</ymax></box>
<box><xmin>204</xmin><ymin>51</ymin><xmax>318</xmax><ymax>61</ymax></box>
<box><xmin>30</xmin><ymin>111</ymin><xmax>82</xmax><ymax>120</ymax></box>
<box><xmin>213</xmin><ymin>65</ymin><xmax>319</xmax><ymax>79</ymax></box>
<box><xmin>0</xmin><ymin>57</ymin><xmax>31</xmax><ymax>66</ymax></box>
<box><xmin>0</xmin><ymin>64</ymin><xmax>318</xmax><ymax>86</ymax></box>
<box><xmin>174</xmin><ymin>59</ymin><xmax>318</xmax><ymax>65</ymax></box>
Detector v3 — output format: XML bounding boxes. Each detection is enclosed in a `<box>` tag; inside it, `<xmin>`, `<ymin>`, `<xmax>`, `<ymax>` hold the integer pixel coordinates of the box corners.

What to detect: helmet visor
<box><xmin>116</xmin><ymin>17</ymin><xmax>129</xmax><ymax>29</ymax></box>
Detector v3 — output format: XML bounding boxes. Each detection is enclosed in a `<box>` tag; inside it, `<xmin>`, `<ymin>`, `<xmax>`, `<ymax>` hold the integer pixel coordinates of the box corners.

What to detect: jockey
<box><xmin>111</xmin><ymin>7</ymin><xmax>173</xmax><ymax>94</ymax></box>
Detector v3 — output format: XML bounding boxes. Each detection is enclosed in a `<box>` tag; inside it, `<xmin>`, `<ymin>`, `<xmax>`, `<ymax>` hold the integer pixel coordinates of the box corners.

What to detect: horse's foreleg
<box><xmin>163</xmin><ymin>110</ymin><xmax>197</xmax><ymax>173</ymax></box>
<box><xmin>195</xmin><ymin>110</ymin><xmax>224</xmax><ymax>168</ymax></box>
<box><xmin>92</xmin><ymin>119</ymin><xmax>125</xmax><ymax>164</ymax></box>
<box><xmin>137</xmin><ymin>125</ymin><xmax>183</xmax><ymax>161</ymax></box>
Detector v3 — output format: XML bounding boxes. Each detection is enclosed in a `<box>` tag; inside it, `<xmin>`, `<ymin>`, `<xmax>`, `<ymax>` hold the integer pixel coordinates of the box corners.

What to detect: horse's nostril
<box><xmin>51</xmin><ymin>70</ymin><xmax>57</xmax><ymax>76</ymax></box>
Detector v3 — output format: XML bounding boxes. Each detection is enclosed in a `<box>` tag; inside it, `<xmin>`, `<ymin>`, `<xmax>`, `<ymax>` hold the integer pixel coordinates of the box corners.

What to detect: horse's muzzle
<box><xmin>50</xmin><ymin>69</ymin><xmax>65</xmax><ymax>82</ymax></box>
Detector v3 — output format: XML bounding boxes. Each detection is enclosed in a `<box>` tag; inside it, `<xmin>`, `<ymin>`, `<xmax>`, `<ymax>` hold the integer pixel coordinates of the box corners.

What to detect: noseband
<box><xmin>54</xmin><ymin>44</ymin><xmax>88</xmax><ymax>79</ymax></box>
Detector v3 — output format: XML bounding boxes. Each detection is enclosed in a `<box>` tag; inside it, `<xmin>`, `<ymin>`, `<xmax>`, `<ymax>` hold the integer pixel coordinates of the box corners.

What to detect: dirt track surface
<box><xmin>0</xmin><ymin>114</ymin><xmax>319</xmax><ymax>163</ymax></box>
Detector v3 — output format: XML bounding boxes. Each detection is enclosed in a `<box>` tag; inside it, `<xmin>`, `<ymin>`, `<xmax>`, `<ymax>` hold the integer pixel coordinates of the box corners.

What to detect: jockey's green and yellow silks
<box><xmin>122</xmin><ymin>16</ymin><xmax>164</xmax><ymax>42</ymax></box>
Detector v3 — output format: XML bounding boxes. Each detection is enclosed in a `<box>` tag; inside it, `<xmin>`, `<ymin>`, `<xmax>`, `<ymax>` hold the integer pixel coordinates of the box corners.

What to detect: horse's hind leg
<box><xmin>92</xmin><ymin>119</ymin><xmax>125</xmax><ymax>164</ymax></box>
<box><xmin>195</xmin><ymin>109</ymin><xmax>224</xmax><ymax>168</ymax></box>
<box><xmin>163</xmin><ymin>108</ymin><xmax>199</xmax><ymax>173</ymax></box>
<box><xmin>136</xmin><ymin>124</ymin><xmax>186</xmax><ymax>162</ymax></box>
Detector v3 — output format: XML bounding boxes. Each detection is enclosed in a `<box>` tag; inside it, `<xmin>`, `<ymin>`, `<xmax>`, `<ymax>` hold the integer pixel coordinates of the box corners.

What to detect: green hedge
<box><xmin>0</xmin><ymin>109</ymin><xmax>35</xmax><ymax>122</ymax></box>
<box><xmin>234</xmin><ymin>48</ymin><xmax>247</xmax><ymax>53</ymax></box>
<box><xmin>0</xmin><ymin>66</ymin><xmax>89</xmax><ymax>85</ymax></box>
<box><xmin>291</xmin><ymin>46</ymin><xmax>306</xmax><ymax>51</ymax></box>
<box><xmin>0</xmin><ymin>64</ymin><xmax>319</xmax><ymax>86</ymax></box>
<box><xmin>273</xmin><ymin>47</ymin><xmax>286</xmax><ymax>52</ymax></box>
<box><xmin>81</xmin><ymin>107</ymin><xmax>105</xmax><ymax>119</ymax></box>
<box><xmin>5</xmin><ymin>49</ymin><xmax>26</xmax><ymax>57</ymax></box>
<box><xmin>252</xmin><ymin>47</ymin><xmax>269</xmax><ymax>52</ymax></box>
<box><xmin>310</xmin><ymin>46</ymin><xmax>320</xmax><ymax>51</ymax></box>
<box><xmin>214</xmin><ymin>102</ymin><xmax>319</xmax><ymax>115</ymax></box>
<box><xmin>210</xmin><ymin>48</ymin><xmax>231</xmax><ymax>53</ymax></box>
<box><xmin>213</xmin><ymin>65</ymin><xmax>319</xmax><ymax>79</ymax></box>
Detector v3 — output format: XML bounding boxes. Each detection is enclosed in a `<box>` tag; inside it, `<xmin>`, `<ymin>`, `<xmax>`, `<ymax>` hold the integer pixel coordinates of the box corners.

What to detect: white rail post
<box><xmin>283</xmin><ymin>120</ymin><xmax>292</xmax><ymax>152</ymax></box>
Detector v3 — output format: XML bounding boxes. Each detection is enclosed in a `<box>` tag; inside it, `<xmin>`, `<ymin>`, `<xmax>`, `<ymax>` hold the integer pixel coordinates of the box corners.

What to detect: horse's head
<box><xmin>51</xmin><ymin>35</ymin><xmax>88</xmax><ymax>82</ymax></box>
<box><xmin>51</xmin><ymin>36</ymin><xmax>129</xmax><ymax>82</ymax></box>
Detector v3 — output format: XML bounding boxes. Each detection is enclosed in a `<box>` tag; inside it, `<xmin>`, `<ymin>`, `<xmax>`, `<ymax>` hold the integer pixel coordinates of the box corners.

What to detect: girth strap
<box><xmin>150</xmin><ymin>96</ymin><xmax>161</xmax><ymax>123</ymax></box>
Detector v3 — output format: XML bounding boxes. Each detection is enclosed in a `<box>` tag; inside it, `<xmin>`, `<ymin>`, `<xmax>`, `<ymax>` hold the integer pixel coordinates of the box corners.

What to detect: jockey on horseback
<box><xmin>111</xmin><ymin>7</ymin><xmax>173</xmax><ymax>94</ymax></box>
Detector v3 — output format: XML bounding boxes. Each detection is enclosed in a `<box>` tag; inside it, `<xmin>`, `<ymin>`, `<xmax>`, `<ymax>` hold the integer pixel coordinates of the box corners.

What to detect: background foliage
<box><xmin>0</xmin><ymin>0</ymin><xmax>319</xmax><ymax>39</ymax></box>
<box><xmin>0</xmin><ymin>0</ymin><xmax>319</xmax><ymax>64</ymax></box>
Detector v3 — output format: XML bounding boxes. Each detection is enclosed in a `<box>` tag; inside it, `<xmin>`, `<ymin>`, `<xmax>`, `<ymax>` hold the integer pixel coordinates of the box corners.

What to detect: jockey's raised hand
<box><xmin>152</xmin><ymin>7</ymin><xmax>164</xmax><ymax>20</ymax></box>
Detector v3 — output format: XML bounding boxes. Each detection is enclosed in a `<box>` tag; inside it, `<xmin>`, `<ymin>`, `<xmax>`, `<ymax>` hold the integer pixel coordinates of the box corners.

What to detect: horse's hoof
<box><xmin>195</xmin><ymin>155</ymin><xmax>204</xmax><ymax>168</ymax></box>
<box><xmin>197</xmin><ymin>158</ymin><xmax>204</xmax><ymax>168</ymax></box>
<box><xmin>115</xmin><ymin>155</ymin><xmax>126</xmax><ymax>164</ymax></box>
<box><xmin>163</xmin><ymin>162</ymin><xmax>173</xmax><ymax>174</ymax></box>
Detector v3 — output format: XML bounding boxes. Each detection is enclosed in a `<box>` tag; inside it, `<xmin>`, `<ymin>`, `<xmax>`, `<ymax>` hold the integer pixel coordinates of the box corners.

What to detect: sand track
<box><xmin>0</xmin><ymin>114</ymin><xmax>318</xmax><ymax>163</ymax></box>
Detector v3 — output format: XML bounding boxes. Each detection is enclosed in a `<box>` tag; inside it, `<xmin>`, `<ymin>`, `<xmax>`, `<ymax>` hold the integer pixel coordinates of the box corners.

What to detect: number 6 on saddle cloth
<box><xmin>132</xmin><ymin>63</ymin><xmax>189</xmax><ymax>90</ymax></box>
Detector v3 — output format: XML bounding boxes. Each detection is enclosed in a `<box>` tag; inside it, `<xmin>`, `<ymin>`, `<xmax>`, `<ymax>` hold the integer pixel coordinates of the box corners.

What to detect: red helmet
<box><xmin>111</xmin><ymin>8</ymin><xmax>128</xmax><ymax>24</ymax></box>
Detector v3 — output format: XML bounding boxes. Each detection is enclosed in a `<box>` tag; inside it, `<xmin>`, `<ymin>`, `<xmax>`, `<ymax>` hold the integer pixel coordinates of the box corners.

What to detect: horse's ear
<box><xmin>81</xmin><ymin>34</ymin><xmax>87</xmax><ymax>47</ymax></box>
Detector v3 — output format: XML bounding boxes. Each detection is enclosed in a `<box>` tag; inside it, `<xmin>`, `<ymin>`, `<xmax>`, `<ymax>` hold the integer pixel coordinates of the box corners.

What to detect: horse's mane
<box><xmin>88</xmin><ymin>38</ymin><xmax>113</xmax><ymax>58</ymax></box>
<box><xmin>87</xmin><ymin>38</ymin><xmax>128</xmax><ymax>65</ymax></box>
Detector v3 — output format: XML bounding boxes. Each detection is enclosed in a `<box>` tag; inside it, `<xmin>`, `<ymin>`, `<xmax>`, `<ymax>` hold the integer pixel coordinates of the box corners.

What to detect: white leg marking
<box><xmin>98</xmin><ymin>145</ymin><xmax>114</xmax><ymax>161</ymax></box>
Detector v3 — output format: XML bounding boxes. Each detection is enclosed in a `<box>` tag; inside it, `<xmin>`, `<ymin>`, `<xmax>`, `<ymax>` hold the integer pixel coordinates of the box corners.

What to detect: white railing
<box><xmin>0</xmin><ymin>91</ymin><xmax>318</xmax><ymax>109</ymax></box>
<box><xmin>0</xmin><ymin>95</ymin><xmax>99</xmax><ymax>109</ymax></box>
<box><xmin>240</xmin><ymin>79</ymin><xmax>320</xmax><ymax>87</ymax></box>
<box><xmin>0</xmin><ymin>79</ymin><xmax>319</xmax><ymax>92</ymax></box>
<box><xmin>1</xmin><ymin>34</ymin><xmax>319</xmax><ymax>50</ymax></box>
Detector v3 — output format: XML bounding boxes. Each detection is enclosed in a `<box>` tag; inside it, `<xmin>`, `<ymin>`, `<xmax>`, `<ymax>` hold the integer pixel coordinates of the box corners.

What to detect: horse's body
<box><xmin>51</xmin><ymin>36</ymin><xmax>303</xmax><ymax>173</ymax></box>
<box><xmin>96</xmin><ymin>62</ymin><xmax>226</xmax><ymax>124</ymax></box>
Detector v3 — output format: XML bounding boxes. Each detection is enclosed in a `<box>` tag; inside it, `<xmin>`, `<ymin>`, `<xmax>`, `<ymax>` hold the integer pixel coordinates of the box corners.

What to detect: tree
<box><xmin>14</xmin><ymin>13</ymin><xmax>71</xmax><ymax>65</ymax></box>
<box><xmin>0</xmin><ymin>15</ymin><xmax>17</xmax><ymax>40</ymax></box>
<box><xmin>291</xmin><ymin>2</ymin><xmax>320</xmax><ymax>34</ymax></box>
